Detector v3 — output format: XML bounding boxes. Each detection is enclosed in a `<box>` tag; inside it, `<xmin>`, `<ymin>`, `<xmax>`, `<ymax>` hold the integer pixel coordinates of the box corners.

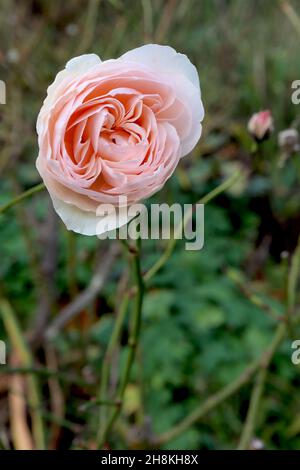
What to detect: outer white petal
<box><xmin>120</xmin><ymin>44</ymin><xmax>200</xmax><ymax>89</ymax></box>
<box><xmin>181</xmin><ymin>122</ymin><xmax>202</xmax><ymax>157</ymax></box>
<box><xmin>51</xmin><ymin>195</ymin><xmax>132</xmax><ymax>236</ymax></box>
<box><xmin>49</xmin><ymin>54</ymin><xmax>102</xmax><ymax>96</ymax></box>
<box><xmin>120</xmin><ymin>44</ymin><xmax>204</xmax><ymax>157</ymax></box>
<box><xmin>66</xmin><ymin>53</ymin><xmax>102</xmax><ymax>72</ymax></box>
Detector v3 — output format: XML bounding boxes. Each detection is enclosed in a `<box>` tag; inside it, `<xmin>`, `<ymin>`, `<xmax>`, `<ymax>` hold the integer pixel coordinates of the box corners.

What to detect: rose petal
<box><xmin>66</xmin><ymin>53</ymin><xmax>102</xmax><ymax>72</ymax></box>
<box><xmin>51</xmin><ymin>195</ymin><xmax>132</xmax><ymax>236</ymax></box>
<box><xmin>120</xmin><ymin>44</ymin><xmax>200</xmax><ymax>89</ymax></box>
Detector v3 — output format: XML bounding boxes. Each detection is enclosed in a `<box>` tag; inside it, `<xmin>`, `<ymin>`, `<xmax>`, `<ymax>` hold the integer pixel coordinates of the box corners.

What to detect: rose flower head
<box><xmin>248</xmin><ymin>110</ymin><xmax>273</xmax><ymax>142</ymax></box>
<box><xmin>36</xmin><ymin>45</ymin><xmax>204</xmax><ymax>235</ymax></box>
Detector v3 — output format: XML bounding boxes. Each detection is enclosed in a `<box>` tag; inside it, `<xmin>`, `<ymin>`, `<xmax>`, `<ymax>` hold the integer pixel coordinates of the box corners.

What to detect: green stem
<box><xmin>2</xmin><ymin>366</ymin><xmax>88</xmax><ymax>387</ymax></box>
<box><xmin>120</xmin><ymin>242</ymin><xmax>144</xmax><ymax>396</ymax></box>
<box><xmin>280</xmin><ymin>0</ymin><xmax>300</xmax><ymax>38</ymax></box>
<box><xmin>144</xmin><ymin>171</ymin><xmax>241</xmax><ymax>282</ymax></box>
<box><xmin>0</xmin><ymin>182</ymin><xmax>45</xmax><ymax>215</ymax></box>
<box><xmin>226</xmin><ymin>269</ymin><xmax>279</xmax><ymax>321</ymax></box>
<box><xmin>155</xmin><ymin>322</ymin><xmax>286</xmax><ymax>447</ymax></box>
<box><xmin>81</xmin><ymin>399</ymin><xmax>121</xmax><ymax>412</ymax></box>
<box><xmin>237</xmin><ymin>237</ymin><xmax>300</xmax><ymax>449</ymax></box>
<box><xmin>199</xmin><ymin>170</ymin><xmax>241</xmax><ymax>205</ymax></box>
<box><xmin>66</xmin><ymin>230</ymin><xmax>78</xmax><ymax>298</ymax></box>
<box><xmin>99</xmin><ymin>239</ymin><xmax>144</xmax><ymax>447</ymax></box>
<box><xmin>237</xmin><ymin>323</ymin><xmax>286</xmax><ymax>450</ymax></box>
<box><xmin>287</xmin><ymin>236</ymin><xmax>300</xmax><ymax>322</ymax></box>
<box><xmin>97</xmin><ymin>293</ymin><xmax>129</xmax><ymax>442</ymax></box>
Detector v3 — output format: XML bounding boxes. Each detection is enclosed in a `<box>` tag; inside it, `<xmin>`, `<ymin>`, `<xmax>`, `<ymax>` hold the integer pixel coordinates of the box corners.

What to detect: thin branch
<box><xmin>97</xmin><ymin>292</ymin><xmax>130</xmax><ymax>442</ymax></box>
<box><xmin>0</xmin><ymin>182</ymin><xmax>45</xmax><ymax>215</ymax></box>
<box><xmin>8</xmin><ymin>388</ymin><xmax>81</xmax><ymax>433</ymax></box>
<box><xmin>287</xmin><ymin>235</ymin><xmax>300</xmax><ymax>319</ymax></box>
<box><xmin>237</xmin><ymin>324</ymin><xmax>285</xmax><ymax>449</ymax></box>
<box><xmin>80</xmin><ymin>399</ymin><xmax>121</xmax><ymax>412</ymax></box>
<box><xmin>2</xmin><ymin>366</ymin><xmax>88</xmax><ymax>387</ymax></box>
<box><xmin>99</xmin><ymin>239</ymin><xmax>145</xmax><ymax>447</ymax></box>
<box><xmin>45</xmin><ymin>243</ymin><xmax>120</xmax><ymax>339</ymax></box>
<box><xmin>154</xmin><ymin>323</ymin><xmax>286</xmax><ymax>446</ymax></box>
<box><xmin>66</xmin><ymin>230</ymin><xmax>79</xmax><ymax>298</ymax></box>
<box><xmin>155</xmin><ymin>235</ymin><xmax>300</xmax><ymax>447</ymax></box>
<box><xmin>237</xmin><ymin>236</ymin><xmax>300</xmax><ymax>449</ymax></box>
<box><xmin>226</xmin><ymin>268</ymin><xmax>280</xmax><ymax>321</ymax></box>
<box><xmin>280</xmin><ymin>1</ymin><xmax>300</xmax><ymax>37</ymax></box>
<box><xmin>144</xmin><ymin>171</ymin><xmax>241</xmax><ymax>282</ymax></box>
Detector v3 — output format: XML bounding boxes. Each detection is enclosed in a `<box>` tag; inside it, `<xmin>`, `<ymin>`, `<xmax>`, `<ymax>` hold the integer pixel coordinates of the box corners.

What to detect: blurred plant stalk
<box><xmin>97</xmin><ymin>238</ymin><xmax>144</xmax><ymax>448</ymax></box>
<box><xmin>0</xmin><ymin>298</ymin><xmax>45</xmax><ymax>449</ymax></box>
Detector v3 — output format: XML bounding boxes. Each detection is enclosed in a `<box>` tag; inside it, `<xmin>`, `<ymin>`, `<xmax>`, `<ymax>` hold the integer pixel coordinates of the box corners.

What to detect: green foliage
<box><xmin>1</xmin><ymin>0</ymin><xmax>300</xmax><ymax>451</ymax></box>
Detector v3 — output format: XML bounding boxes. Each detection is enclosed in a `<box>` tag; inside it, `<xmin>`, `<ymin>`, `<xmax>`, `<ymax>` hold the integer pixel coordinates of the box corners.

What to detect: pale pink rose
<box><xmin>36</xmin><ymin>45</ymin><xmax>204</xmax><ymax>235</ymax></box>
<box><xmin>247</xmin><ymin>110</ymin><xmax>273</xmax><ymax>142</ymax></box>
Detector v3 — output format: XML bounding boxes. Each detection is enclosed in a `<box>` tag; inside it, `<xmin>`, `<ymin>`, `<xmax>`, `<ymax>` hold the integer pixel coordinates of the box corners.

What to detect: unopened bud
<box><xmin>248</xmin><ymin>110</ymin><xmax>273</xmax><ymax>142</ymax></box>
<box><xmin>278</xmin><ymin>128</ymin><xmax>299</xmax><ymax>154</ymax></box>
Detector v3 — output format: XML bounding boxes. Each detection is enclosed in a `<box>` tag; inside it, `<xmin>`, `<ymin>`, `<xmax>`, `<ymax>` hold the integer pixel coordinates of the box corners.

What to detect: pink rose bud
<box><xmin>36</xmin><ymin>45</ymin><xmax>204</xmax><ymax>236</ymax></box>
<box><xmin>247</xmin><ymin>110</ymin><xmax>273</xmax><ymax>142</ymax></box>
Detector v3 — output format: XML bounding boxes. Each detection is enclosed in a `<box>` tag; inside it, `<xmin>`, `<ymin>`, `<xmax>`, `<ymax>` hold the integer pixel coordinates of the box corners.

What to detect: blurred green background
<box><xmin>1</xmin><ymin>0</ymin><xmax>300</xmax><ymax>450</ymax></box>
